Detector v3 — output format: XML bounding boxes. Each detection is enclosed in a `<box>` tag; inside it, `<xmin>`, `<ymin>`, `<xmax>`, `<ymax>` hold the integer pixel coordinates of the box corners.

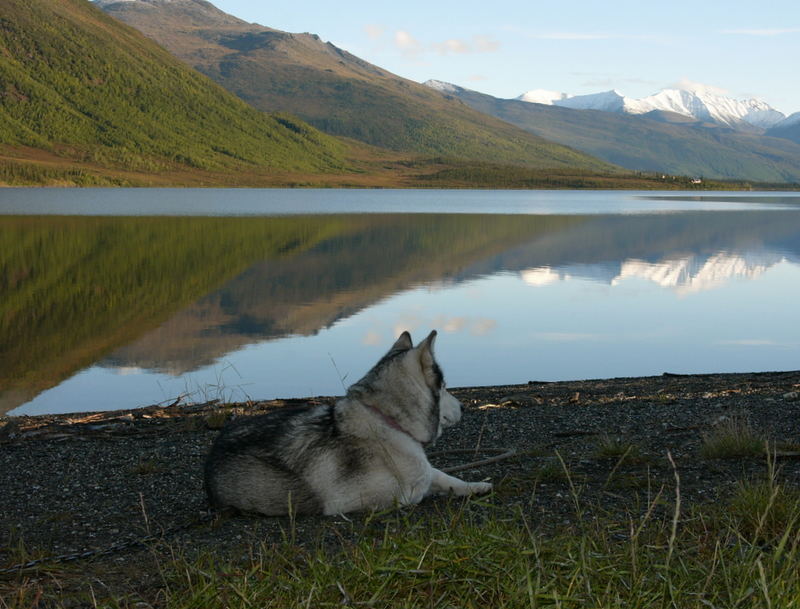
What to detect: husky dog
<box><xmin>204</xmin><ymin>330</ymin><xmax>491</xmax><ymax>515</ymax></box>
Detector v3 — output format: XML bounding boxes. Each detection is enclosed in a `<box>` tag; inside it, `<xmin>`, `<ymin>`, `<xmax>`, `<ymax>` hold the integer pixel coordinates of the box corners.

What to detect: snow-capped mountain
<box><xmin>610</xmin><ymin>252</ymin><xmax>783</xmax><ymax>295</ymax></box>
<box><xmin>515</xmin><ymin>87</ymin><xmax>786</xmax><ymax>130</ymax></box>
<box><xmin>520</xmin><ymin>251</ymin><xmax>788</xmax><ymax>295</ymax></box>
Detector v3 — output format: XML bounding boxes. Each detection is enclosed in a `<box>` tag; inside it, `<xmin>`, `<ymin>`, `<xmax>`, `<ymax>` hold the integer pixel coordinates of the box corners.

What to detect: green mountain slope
<box><xmin>767</xmin><ymin>119</ymin><xmax>800</xmax><ymax>146</ymax></box>
<box><xmin>0</xmin><ymin>0</ymin><xmax>345</xmax><ymax>175</ymax></box>
<box><xmin>96</xmin><ymin>0</ymin><xmax>616</xmax><ymax>172</ymax></box>
<box><xmin>435</xmin><ymin>84</ymin><xmax>800</xmax><ymax>183</ymax></box>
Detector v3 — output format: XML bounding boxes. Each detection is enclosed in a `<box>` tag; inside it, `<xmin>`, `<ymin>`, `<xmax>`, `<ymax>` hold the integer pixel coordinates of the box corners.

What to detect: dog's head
<box><xmin>348</xmin><ymin>330</ymin><xmax>461</xmax><ymax>444</ymax></box>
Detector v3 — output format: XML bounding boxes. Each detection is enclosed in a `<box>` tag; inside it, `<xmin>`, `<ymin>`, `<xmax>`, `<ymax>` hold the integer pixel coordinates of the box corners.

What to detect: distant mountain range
<box><xmin>514</xmin><ymin>86</ymin><xmax>793</xmax><ymax>131</ymax></box>
<box><xmin>769</xmin><ymin>115</ymin><xmax>800</xmax><ymax>145</ymax></box>
<box><xmin>3</xmin><ymin>0</ymin><xmax>799</xmax><ymax>185</ymax></box>
<box><xmin>425</xmin><ymin>80</ymin><xmax>800</xmax><ymax>182</ymax></box>
<box><xmin>513</xmin><ymin>84</ymin><xmax>800</xmax><ymax>144</ymax></box>
<box><xmin>99</xmin><ymin>0</ymin><xmax>800</xmax><ymax>183</ymax></box>
<box><xmin>94</xmin><ymin>0</ymin><xmax>615</xmax><ymax>172</ymax></box>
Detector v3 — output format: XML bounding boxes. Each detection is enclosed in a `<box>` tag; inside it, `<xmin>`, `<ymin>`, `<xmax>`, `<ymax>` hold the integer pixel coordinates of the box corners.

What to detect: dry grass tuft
<box><xmin>700</xmin><ymin>414</ymin><xmax>765</xmax><ymax>459</ymax></box>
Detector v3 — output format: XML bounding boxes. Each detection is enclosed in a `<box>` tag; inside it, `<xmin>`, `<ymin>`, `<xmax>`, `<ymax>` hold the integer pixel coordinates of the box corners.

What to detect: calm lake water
<box><xmin>1</xmin><ymin>189</ymin><xmax>799</xmax><ymax>416</ymax></box>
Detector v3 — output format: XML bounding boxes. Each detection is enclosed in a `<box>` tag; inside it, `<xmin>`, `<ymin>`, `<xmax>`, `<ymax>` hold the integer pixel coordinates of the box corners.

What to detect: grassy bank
<box><xmin>166</xmin><ymin>473</ymin><xmax>800</xmax><ymax>609</ymax></box>
<box><xmin>5</xmin><ymin>145</ymin><xmax>799</xmax><ymax>189</ymax></box>
<box><xmin>4</xmin><ymin>459</ymin><xmax>799</xmax><ymax>608</ymax></box>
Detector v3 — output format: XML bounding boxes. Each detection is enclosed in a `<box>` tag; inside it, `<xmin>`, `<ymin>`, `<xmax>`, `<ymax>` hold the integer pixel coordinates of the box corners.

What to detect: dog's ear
<box><xmin>391</xmin><ymin>331</ymin><xmax>413</xmax><ymax>352</ymax></box>
<box><xmin>416</xmin><ymin>331</ymin><xmax>443</xmax><ymax>393</ymax></box>
<box><xmin>417</xmin><ymin>330</ymin><xmax>437</xmax><ymax>352</ymax></box>
<box><xmin>416</xmin><ymin>330</ymin><xmax>437</xmax><ymax>368</ymax></box>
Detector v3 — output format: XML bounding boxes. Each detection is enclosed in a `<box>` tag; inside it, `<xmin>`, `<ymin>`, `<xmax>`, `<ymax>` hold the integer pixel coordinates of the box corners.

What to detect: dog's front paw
<box><xmin>468</xmin><ymin>481</ymin><xmax>493</xmax><ymax>495</ymax></box>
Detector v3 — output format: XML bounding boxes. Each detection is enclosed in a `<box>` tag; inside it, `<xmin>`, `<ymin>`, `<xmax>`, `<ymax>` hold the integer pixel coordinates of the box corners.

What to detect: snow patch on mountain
<box><xmin>629</xmin><ymin>89</ymin><xmax>784</xmax><ymax>128</ymax></box>
<box><xmin>424</xmin><ymin>78</ymin><xmax>792</xmax><ymax>130</ymax></box>
<box><xmin>516</xmin><ymin>85</ymin><xmax>787</xmax><ymax>129</ymax></box>
<box><xmin>424</xmin><ymin>79</ymin><xmax>461</xmax><ymax>94</ymax></box>
<box><xmin>558</xmin><ymin>90</ymin><xmax>627</xmax><ymax>113</ymax></box>
<box><xmin>516</xmin><ymin>89</ymin><xmax>571</xmax><ymax>105</ymax></box>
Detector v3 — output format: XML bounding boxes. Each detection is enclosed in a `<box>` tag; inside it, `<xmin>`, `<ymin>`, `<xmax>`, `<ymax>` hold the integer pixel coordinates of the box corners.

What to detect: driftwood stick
<box><xmin>430</xmin><ymin>448</ymin><xmax>518</xmax><ymax>474</ymax></box>
<box><xmin>427</xmin><ymin>447</ymin><xmax>511</xmax><ymax>457</ymax></box>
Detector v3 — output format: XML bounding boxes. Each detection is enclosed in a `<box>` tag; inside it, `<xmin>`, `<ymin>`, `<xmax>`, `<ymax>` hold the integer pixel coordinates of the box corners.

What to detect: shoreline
<box><xmin>2</xmin><ymin>369</ymin><xmax>799</xmax><ymax>599</ymax></box>
<box><xmin>3</xmin><ymin>369</ymin><xmax>799</xmax><ymax>423</ymax></box>
<box><xmin>3</xmin><ymin>182</ymin><xmax>799</xmax><ymax>191</ymax></box>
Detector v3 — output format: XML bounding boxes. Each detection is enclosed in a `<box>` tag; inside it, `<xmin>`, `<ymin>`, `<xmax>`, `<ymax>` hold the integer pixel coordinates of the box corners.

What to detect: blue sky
<box><xmin>211</xmin><ymin>0</ymin><xmax>800</xmax><ymax>115</ymax></box>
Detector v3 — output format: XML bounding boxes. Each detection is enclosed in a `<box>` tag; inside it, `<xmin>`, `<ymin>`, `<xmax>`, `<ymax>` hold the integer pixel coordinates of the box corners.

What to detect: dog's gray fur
<box><xmin>204</xmin><ymin>330</ymin><xmax>492</xmax><ymax>515</ymax></box>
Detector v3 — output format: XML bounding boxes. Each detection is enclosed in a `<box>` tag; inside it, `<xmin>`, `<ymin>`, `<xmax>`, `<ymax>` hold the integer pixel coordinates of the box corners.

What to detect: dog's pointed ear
<box><xmin>416</xmin><ymin>330</ymin><xmax>437</xmax><ymax>365</ymax></box>
<box><xmin>416</xmin><ymin>331</ymin><xmax>442</xmax><ymax>391</ymax></box>
<box><xmin>391</xmin><ymin>331</ymin><xmax>413</xmax><ymax>352</ymax></box>
<box><xmin>417</xmin><ymin>330</ymin><xmax>437</xmax><ymax>351</ymax></box>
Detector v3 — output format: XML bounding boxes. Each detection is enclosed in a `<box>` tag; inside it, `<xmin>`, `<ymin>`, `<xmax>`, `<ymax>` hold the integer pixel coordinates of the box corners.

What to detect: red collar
<box><xmin>365</xmin><ymin>403</ymin><xmax>416</xmax><ymax>441</ymax></box>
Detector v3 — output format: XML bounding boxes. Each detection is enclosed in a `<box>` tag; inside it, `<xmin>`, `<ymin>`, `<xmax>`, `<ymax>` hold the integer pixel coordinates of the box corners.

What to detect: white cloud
<box><xmin>716</xmin><ymin>339</ymin><xmax>778</xmax><ymax>346</ymax></box>
<box><xmin>518</xmin><ymin>29</ymin><xmax>657</xmax><ymax>42</ymax></box>
<box><xmin>534</xmin><ymin>32</ymin><xmax>613</xmax><ymax>40</ymax></box>
<box><xmin>364</xmin><ymin>23</ymin><xmax>385</xmax><ymax>41</ymax></box>
<box><xmin>722</xmin><ymin>27</ymin><xmax>800</xmax><ymax>36</ymax></box>
<box><xmin>394</xmin><ymin>319</ymin><xmax>422</xmax><ymax>337</ymax></box>
<box><xmin>113</xmin><ymin>366</ymin><xmax>143</xmax><ymax>376</ymax></box>
<box><xmin>434</xmin><ymin>38</ymin><xmax>471</xmax><ymax>55</ymax></box>
<box><xmin>470</xmin><ymin>318</ymin><xmax>496</xmax><ymax>336</ymax></box>
<box><xmin>441</xmin><ymin>316</ymin><xmax>468</xmax><ymax>332</ymax></box>
<box><xmin>535</xmin><ymin>332</ymin><xmax>604</xmax><ymax>342</ymax></box>
<box><xmin>362</xmin><ymin>330</ymin><xmax>383</xmax><ymax>346</ymax></box>
<box><xmin>430</xmin><ymin>315</ymin><xmax>497</xmax><ymax>336</ymax></box>
<box><xmin>473</xmin><ymin>35</ymin><xmax>500</xmax><ymax>52</ymax></box>
<box><xmin>520</xmin><ymin>267</ymin><xmax>566</xmax><ymax>286</ymax></box>
<box><xmin>394</xmin><ymin>29</ymin><xmax>423</xmax><ymax>55</ymax></box>
<box><xmin>393</xmin><ymin>30</ymin><xmax>500</xmax><ymax>57</ymax></box>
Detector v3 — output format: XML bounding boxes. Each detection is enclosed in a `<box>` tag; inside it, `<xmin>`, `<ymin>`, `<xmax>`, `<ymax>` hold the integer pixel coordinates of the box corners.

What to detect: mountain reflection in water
<box><xmin>3</xmin><ymin>209</ymin><xmax>800</xmax><ymax>415</ymax></box>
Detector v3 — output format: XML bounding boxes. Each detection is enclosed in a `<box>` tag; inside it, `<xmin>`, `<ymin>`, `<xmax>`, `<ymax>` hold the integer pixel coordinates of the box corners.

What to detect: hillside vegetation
<box><xmin>0</xmin><ymin>0</ymin><xmax>346</xmax><ymax>177</ymax></box>
<box><xmin>98</xmin><ymin>0</ymin><xmax>616</xmax><ymax>173</ymax></box>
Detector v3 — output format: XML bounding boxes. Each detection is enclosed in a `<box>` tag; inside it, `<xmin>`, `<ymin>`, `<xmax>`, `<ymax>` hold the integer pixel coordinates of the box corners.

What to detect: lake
<box><xmin>1</xmin><ymin>189</ymin><xmax>799</xmax><ymax>416</ymax></box>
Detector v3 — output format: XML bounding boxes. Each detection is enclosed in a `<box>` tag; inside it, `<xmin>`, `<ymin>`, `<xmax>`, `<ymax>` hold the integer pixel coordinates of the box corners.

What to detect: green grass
<box><xmin>164</xmin><ymin>475</ymin><xmax>800</xmax><ymax>609</ymax></box>
<box><xmin>10</xmin><ymin>480</ymin><xmax>796</xmax><ymax>608</ymax></box>
<box><xmin>0</xmin><ymin>0</ymin><xmax>346</xmax><ymax>175</ymax></box>
<box><xmin>593</xmin><ymin>435</ymin><xmax>643</xmax><ymax>460</ymax></box>
<box><xmin>410</xmin><ymin>160</ymin><xmax>764</xmax><ymax>190</ymax></box>
<box><xmin>0</xmin><ymin>159</ymin><xmax>134</xmax><ymax>186</ymax></box>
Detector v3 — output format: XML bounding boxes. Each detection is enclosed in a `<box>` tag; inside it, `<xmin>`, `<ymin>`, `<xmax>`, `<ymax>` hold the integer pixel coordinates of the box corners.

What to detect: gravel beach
<box><xmin>2</xmin><ymin>370</ymin><xmax>800</xmax><ymax>601</ymax></box>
